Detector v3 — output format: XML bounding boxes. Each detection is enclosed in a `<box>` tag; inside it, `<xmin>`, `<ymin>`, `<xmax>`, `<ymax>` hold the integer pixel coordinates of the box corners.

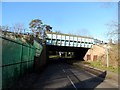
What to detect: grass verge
<box><xmin>83</xmin><ymin>61</ymin><xmax>119</xmax><ymax>73</ymax></box>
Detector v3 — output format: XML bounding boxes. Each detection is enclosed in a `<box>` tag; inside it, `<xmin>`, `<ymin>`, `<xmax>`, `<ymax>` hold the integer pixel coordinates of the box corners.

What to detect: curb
<box><xmin>73</xmin><ymin>63</ymin><xmax>118</xmax><ymax>82</ymax></box>
<box><xmin>73</xmin><ymin>63</ymin><xmax>106</xmax><ymax>78</ymax></box>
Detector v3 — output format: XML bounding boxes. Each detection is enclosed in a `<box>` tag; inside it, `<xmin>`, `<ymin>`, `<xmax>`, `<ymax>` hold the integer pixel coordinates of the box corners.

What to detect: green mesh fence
<box><xmin>2</xmin><ymin>64</ymin><xmax>21</xmax><ymax>88</ymax></box>
<box><xmin>2</xmin><ymin>38</ymin><xmax>22</xmax><ymax>66</ymax></box>
<box><xmin>1</xmin><ymin>36</ymin><xmax>42</xmax><ymax>89</ymax></box>
<box><xmin>22</xmin><ymin>44</ymin><xmax>29</xmax><ymax>62</ymax></box>
<box><xmin>34</xmin><ymin>40</ymin><xmax>43</xmax><ymax>57</ymax></box>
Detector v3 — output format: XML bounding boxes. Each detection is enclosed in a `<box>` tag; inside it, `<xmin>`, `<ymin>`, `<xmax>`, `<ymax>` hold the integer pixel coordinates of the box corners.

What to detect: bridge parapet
<box><xmin>46</xmin><ymin>32</ymin><xmax>95</xmax><ymax>48</ymax></box>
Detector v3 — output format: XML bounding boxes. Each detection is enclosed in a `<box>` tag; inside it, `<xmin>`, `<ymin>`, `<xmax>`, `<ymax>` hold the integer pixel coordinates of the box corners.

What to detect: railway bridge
<box><xmin>45</xmin><ymin>32</ymin><xmax>103</xmax><ymax>60</ymax></box>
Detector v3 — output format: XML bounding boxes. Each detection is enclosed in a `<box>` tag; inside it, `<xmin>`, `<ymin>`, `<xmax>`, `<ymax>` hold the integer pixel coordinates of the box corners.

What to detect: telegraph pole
<box><xmin>106</xmin><ymin>47</ymin><xmax>109</xmax><ymax>67</ymax></box>
<box><xmin>104</xmin><ymin>45</ymin><xmax>110</xmax><ymax>67</ymax></box>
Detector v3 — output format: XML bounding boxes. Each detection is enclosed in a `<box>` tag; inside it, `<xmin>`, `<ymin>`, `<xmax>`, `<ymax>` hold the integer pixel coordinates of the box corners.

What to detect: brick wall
<box><xmin>84</xmin><ymin>45</ymin><xmax>106</xmax><ymax>61</ymax></box>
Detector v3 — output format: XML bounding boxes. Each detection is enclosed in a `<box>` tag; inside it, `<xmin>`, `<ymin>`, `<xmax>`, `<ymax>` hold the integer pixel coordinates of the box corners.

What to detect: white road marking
<box><xmin>63</xmin><ymin>69</ymin><xmax>65</xmax><ymax>72</ymax></box>
<box><xmin>62</xmin><ymin>67</ymin><xmax>78</xmax><ymax>90</ymax></box>
<box><xmin>67</xmin><ymin>75</ymin><xmax>77</xmax><ymax>90</ymax></box>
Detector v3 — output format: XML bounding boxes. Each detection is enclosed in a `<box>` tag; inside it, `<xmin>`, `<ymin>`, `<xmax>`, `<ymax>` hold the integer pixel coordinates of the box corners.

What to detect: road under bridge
<box><xmin>46</xmin><ymin>45</ymin><xmax>89</xmax><ymax>60</ymax></box>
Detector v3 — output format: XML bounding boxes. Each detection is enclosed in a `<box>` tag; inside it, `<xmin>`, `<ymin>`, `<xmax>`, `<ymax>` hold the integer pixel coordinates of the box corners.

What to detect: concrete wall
<box><xmin>34</xmin><ymin>44</ymin><xmax>48</xmax><ymax>73</ymax></box>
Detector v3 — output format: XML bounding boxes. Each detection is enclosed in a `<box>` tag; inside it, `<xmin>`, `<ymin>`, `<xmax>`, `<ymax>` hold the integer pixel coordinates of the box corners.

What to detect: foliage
<box><xmin>1</xmin><ymin>25</ymin><xmax>34</xmax><ymax>45</ymax></box>
<box><xmin>43</xmin><ymin>24</ymin><xmax>52</xmax><ymax>32</ymax></box>
<box><xmin>29</xmin><ymin>19</ymin><xmax>52</xmax><ymax>41</ymax></box>
<box><xmin>49</xmin><ymin>55</ymin><xmax>60</xmax><ymax>58</ymax></box>
<box><xmin>24</xmin><ymin>34</ymin><xmax>34</xmax><ymax>45</ymax></box>
<box><xmin>41</xmin><ymin>24</ymin><xmax>52</xmax><ymax>43</ymax></box>
<box><xmin>82</xmin><ymin>43</ymin><xmax>119</xmax><ymax>73</ymax></box>
<box><xmin>1</xmin><ymin>19</ymin><xmax>53</xmax><ymax>45</ymax></box>
<box><xmin>29</xmin><ymin>19</ymin><xmax>43</xmax><ymax>38</ymax></box>
<box><xmin>85</xmin><ymin>61</ymin><xmax>119</xmax><ymax>73</ymax></box>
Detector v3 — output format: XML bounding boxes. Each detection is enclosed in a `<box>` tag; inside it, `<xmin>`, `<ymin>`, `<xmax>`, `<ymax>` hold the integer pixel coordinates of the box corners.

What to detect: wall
<box><xmin>1</xmin><ymin>36</ymin><xmax>41</xmax><ymax>89</ymax></box>
<box><xmin>84</xmin><ymin>45</ymin><xmax>106</xmax><ymax>61</ymax></box>
<box><xmin>34</xmin><ymin>44</ymin><xmax>48</xmax><ymax>73</ymax></box>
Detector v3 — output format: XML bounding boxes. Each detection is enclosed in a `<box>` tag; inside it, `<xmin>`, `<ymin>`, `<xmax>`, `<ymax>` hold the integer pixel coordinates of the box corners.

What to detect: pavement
<box><xmin>73</xmin><ymin>62</ymin><xmax>119</xmax><ymax>89</ymax></box>
<box><xmin>73</xmin><ymin>62</ymin><xmax>118</xmax><ymax>79</ymax></box>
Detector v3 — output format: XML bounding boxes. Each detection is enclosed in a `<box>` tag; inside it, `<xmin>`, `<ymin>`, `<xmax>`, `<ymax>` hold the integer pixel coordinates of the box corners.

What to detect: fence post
<box><xmin>28</xmin><ymin>45</ymin><xmax>30</xmax><ymax>72</ymax></box>
<box><xmin>20</xmin><ymin>44</ymin><xmax>23</xmax><ymax>77</ymax></box>
<box><xmin>0</xmin><ymin>37</ymin><xmax>2</xmax><ymax>90</ymax></box>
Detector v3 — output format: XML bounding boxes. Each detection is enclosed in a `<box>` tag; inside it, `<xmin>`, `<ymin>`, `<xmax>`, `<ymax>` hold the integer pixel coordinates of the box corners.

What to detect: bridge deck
<box><xmin>46</xmin><ymin>32</ymin><xmax>95</xmax><ymax>48</ymax></box>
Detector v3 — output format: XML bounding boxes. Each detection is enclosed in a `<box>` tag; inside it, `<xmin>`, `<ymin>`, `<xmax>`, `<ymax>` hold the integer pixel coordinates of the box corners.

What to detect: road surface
<box><xmin>13</xmin><ymin>60</ymin><xmax>119</xmax><ymax>90</ymax></box>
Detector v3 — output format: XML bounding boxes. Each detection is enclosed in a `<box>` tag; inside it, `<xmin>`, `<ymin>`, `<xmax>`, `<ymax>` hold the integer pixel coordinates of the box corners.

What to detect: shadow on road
<box><xmin>8</xmin><ymin>58</ymin><xmax>107</xmax><ymax>90</ymax></box>
<box><xmin>49</xmin><ymin>59</ymin><xmax>107</xmax><ymax>89</ymax></box>
<box><xmin>48</xmin><ymin>57</ymin><xmax>83</xmax><ymax>64</ymax></box>
<box><xmin>56</xmin><ymin>71</ymin><xmax>107</xmax><ymax>90</ymax></box>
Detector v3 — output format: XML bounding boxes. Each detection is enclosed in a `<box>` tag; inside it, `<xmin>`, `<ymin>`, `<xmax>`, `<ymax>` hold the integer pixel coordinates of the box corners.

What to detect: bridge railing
<box><xmin>46</xmin><ymin>33</ymin><xmax>94</xmax><ymax>48</ymax></box>
<box><xmin>1</xmin><ymin>36</ymin><xmax>42</xmax><ymax>89</ymax></box>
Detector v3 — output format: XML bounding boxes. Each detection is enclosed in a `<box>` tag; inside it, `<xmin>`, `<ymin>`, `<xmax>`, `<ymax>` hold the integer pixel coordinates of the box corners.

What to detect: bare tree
<box><xmin>106</xmin><ymin>20</ymin><xmax>118</xmax><ymax>43</ymax></box>
<box><xmin>11</xmin><ymin>23</ymin><xmax>25</xmax><ymax>39</ymax></box>
<box><xmin>73</xmin><ymin>28</ymin><xmax>91</xmax><ymax>37</ymax></box>
<box><xmin>55</xmin><ymin>30</ymin><xmax>62</xmax><ymax>34</ymax></box>
<box><xmin>0</xmin><ymin>25</ymin><xmax>9</xmax><ymax>37</ymax></box>
<box><xmin>13</xmin><ymin>23</ymin><xmax>24</xmax><ymax>34</ymax></box>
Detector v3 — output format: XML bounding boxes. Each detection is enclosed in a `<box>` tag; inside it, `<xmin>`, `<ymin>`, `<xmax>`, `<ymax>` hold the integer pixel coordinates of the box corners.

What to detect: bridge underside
<box><xmin>46</xmin><ymin>45</ymin><xmax>90</xmax><ymax>60</ymax></box>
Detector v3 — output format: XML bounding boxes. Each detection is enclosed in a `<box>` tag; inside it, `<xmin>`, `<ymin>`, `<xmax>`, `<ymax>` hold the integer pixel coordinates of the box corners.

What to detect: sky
<box><xmin>2</xmin><ymin>2</ymin><xmax>118</xmax><ymax>42</ymax></box>
<box><xmin>1</xmin><ymin>0</ymin><xmax>119</xmax><ymax>2</ymax></box>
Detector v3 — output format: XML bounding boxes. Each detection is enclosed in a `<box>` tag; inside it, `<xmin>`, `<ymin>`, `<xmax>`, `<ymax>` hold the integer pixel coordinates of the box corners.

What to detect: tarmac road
<box><xmin>12</xmin><ymin>59</ymin><xmax>118</xmax><ymax>90</ymax></box>
<box><xmin>30</xmin><ymin>60</ymin><xmax>118</xmax><ymax>90</ymax></box>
